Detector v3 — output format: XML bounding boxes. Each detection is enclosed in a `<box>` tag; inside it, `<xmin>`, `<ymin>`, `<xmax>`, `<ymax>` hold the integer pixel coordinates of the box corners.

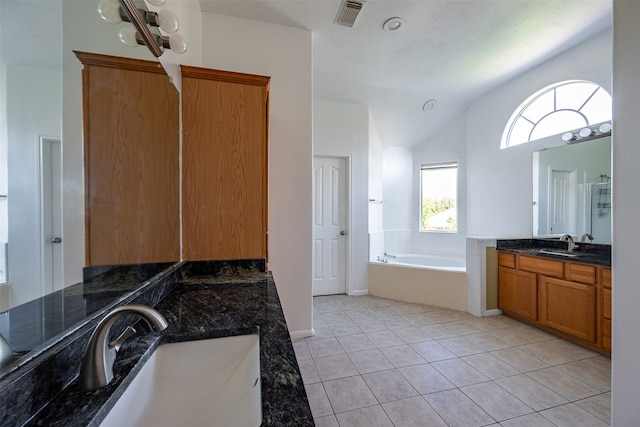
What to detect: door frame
<box><xmin>38</xmin><ymin>135</ymin><xmax>63</xmax><ymax>295</ymax></box>
<box><xmin>313</xmin><ymin>153</ymin><xmax>353</xmax><ymax>295</ymax></box>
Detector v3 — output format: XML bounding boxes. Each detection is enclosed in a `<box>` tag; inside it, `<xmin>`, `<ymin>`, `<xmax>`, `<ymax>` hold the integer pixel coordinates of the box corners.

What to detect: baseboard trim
<box><xmin>290</xmin><ymin>329</ymin><xmax>314</xmax><ymax>340</ymax></box>
<box><xmin>483</xmin><ymin>309</ymin><xmax>502</xmax><ymax>317</ymax></box>
<box><xmin>349</xmin><ymin>290</ymin><xmax>369</xmax><ymax>296</ymax></box>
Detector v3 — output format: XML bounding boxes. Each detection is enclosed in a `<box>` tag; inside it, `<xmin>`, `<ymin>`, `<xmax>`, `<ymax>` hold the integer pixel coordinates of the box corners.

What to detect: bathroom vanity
<box><xmin>0</xmin><ymin>260</ymin><xmax>313</xmax><ymax>426</ymax></box>
<box><xmin>497</xmin><ymin>239</ymin><xmax>611</xmax><ymax>356</ymax></box>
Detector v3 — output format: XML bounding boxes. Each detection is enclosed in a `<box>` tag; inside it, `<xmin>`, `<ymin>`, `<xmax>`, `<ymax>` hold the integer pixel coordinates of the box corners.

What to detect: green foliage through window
<box><xmin>420</xmin><ymin>163</ymin><xmax>457</xmax><ymax>232</ymax></box>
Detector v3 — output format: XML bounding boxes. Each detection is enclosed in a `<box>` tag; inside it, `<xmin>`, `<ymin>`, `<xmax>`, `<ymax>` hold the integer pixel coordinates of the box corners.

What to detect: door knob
<box><xmin>51</xmin><ymin>237</ymin><xmax>62</xmax><ymax>243</ymax></box>
<box><xmin>340</xmin><ymin>231</ymin><xmax>346</xmax><ymax>236</ymax></box>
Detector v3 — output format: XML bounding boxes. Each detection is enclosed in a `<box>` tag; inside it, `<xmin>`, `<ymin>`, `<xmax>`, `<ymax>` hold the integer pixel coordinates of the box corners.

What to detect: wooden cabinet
<box><xmin>601</xmin><ymin>268</ymin><xmax>612</xmax><ymax>350</ymax></box>
<box><xmin>181</xmin><ymin>66</ymin><xmax>270</xmax><ymax>262</ymax></box>
<box><xmin>76</xmin><ymin>52</ymin><xmax>180</xmax><ymax>266</ymax></box>
<box><xmin>498</xmin><ymin>251</ymin><xmax>611</xmax><ymax>355</ymax></box>
<box><xmin>498</xmin><ymin>267</ymin><xmax>538</xmax><ymax>321</ymax></box>
<box><xmin>539</xmin><ymin>275</ymin><xmax>596</xmax><ymax>341</ymax></box>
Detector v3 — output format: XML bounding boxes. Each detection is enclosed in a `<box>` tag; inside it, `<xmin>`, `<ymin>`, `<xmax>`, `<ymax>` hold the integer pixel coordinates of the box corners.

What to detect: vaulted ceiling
<box><xmin>200</xmin><ymin>0</ymin><xmax>612</xmax><ymax>146</ymax></box>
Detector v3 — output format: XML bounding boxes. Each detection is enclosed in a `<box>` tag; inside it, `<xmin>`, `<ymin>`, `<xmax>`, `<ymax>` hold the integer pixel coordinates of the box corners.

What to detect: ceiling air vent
<box><xmin>336</xmin><ymin>0</ymin><xmax>365</xmax><ymax>27</ymax></box>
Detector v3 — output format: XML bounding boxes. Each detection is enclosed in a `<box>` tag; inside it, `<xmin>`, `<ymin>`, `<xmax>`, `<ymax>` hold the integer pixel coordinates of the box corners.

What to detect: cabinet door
<box><xmin>498</xmin><ymin>267</ymin><xmax>538</xmax><ymax>321</ymax></box>
<box><xmin>539</xmin><ymin>276</ymin><xmax>596</xmax><ymax>342</ymax></box>
<box><xmin>78</xmin><ymin>52</ymin><xmax>180</xmax><ymax>266</ymax></box>
<box><xmin>181</xmin><ymin>67</ymin><xmax>270</xmax><ymax>261</ymax></box>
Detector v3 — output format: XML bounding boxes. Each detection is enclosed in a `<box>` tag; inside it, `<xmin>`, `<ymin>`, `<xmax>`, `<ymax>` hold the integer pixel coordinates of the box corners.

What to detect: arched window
<box><xmin>501</xmin><ymin>80</ymin><xmax>612</xmax><ymax>149</ymax></box>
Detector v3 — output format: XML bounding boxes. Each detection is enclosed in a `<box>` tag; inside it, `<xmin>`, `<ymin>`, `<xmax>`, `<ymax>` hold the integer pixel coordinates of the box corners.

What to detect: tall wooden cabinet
<box><xmin>181</xmin><ymin>66</ymin><xmax>270</xmax><ymax>262</ymax></box>
<box><xmin>76</xmin><ymin>52</ymin><xmax>180</xmax><ymax>266</ymax></box>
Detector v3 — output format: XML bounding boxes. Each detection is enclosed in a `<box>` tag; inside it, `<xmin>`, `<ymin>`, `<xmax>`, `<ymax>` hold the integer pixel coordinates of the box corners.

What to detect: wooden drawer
<box><xmin>565</xmin><ymin>263</ymin><xmax>597</xmax><ymax>285</ymax></box>
<box><xmin>519</xmin><ymin>255</ymin><xmax>564</xmax><ymax>278</ymax></box>
<box><xmin>603</xmin><ymin>288</ymin><xmax>612</xmax><ymax>320</ymax></box>
<box><xmin>602</xmin><ymin>267</ymin><xmax>612</xmax><ymax>289</ymax></box>
<box><xmin>602</xmin><ymin>318</ymin><xmax>611</xmax><ymax>350</ymax></box>
<box><xmin>498</xmin><ymin>252</ymin><xmax>516</xmax><ymax>268</ymax></box>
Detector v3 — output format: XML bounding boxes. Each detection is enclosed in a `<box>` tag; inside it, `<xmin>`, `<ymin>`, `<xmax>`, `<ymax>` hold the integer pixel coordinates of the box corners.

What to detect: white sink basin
<box><xmin>100</xmin><ymin>334</ymin><xmax>261</xmax><ymax>427</ymax></box>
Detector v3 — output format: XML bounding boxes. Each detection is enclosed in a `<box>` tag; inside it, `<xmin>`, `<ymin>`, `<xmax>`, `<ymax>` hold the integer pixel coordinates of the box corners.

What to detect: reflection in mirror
<box><xmin>533</xmin><ymin>136</ymin><xmax>612</xmax><ymax>244</ymax></box>
<box><xmin>0</xmin><ymin>0</ymin><xmax>179</xmax><ymax>378</ymax></box>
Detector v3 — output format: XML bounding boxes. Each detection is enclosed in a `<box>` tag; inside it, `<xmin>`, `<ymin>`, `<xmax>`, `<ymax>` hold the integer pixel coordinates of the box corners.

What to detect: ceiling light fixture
<box><xmin>422</xmin><ymin>99</ymin><xmax>437</xmax><ymax>112</ymax></box>
<box><xmin>383</xmin><ymin>17</ymin><xmax>405</xmax><ymax>32</ymax></box>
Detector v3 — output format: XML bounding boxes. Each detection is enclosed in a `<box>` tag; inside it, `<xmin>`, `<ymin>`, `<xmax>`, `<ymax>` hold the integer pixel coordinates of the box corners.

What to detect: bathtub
<box><xmin>368</xmin><ymin>254</ymin><xmax>467</xmax><ymax>311</ymax></box>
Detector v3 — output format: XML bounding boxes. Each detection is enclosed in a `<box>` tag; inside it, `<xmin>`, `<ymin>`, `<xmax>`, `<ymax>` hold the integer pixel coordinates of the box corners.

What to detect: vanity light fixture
<box><xmin>97</xmin><ymin>0</ymin><xmax>187</xmax><ymax>57</ymax></box>
<box><xmin>383</xmin><ymin>17</ymin><xmax>405</xmax><ymax>32</ymax></box>
<box><xmin>561</xmin><ymin>121</ymin><xmax>612</xmax><ymax>144</ymax></box>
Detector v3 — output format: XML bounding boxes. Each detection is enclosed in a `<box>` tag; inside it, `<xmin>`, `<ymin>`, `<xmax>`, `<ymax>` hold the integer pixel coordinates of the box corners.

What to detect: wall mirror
<box><xmin>533</xmin><ymin>136</ymin><xmax>612</xmax><ymax>244</ymax></box>
<box><xmin>0</xmin><ymin>0</ymin><xmax>179</xmax><ymax>377</ymax></box>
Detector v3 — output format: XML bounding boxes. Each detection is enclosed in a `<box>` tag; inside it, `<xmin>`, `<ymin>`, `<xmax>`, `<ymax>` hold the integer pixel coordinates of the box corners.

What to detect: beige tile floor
<box><xmin>293</xmin><ymin>294</ymin><xmax>611</xmax><ymax>427</ymax></box>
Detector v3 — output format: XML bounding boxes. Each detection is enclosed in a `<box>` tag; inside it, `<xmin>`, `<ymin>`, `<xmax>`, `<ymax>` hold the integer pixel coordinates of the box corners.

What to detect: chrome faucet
<box><xmin>79</xmin><ymin>304</ymin><xmax>168</xmax><ymax>391</ymax></box>
<box><xmin>580</xmin><ymin>233</ymin><xmax>594</xmax><ymax>243</ymax></box>
<box><xmin>560</xmin><ymin>234</ymin><xmax>579</xmax><ymax>252</ymax></box>
<box><xmin>384</xmin><ymin>252</ymin><xmax>396</xmax><ymax>259</ymax></box>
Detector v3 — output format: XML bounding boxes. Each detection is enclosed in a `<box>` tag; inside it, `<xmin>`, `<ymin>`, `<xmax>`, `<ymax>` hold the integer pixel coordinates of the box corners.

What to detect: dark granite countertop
<box><xmin>497</xmin><ymin>239</ymin><xmax>611</xmax><ymax>267</ymax></box>
<box><xmin>26</xmin><ymin>260</ymin><xmax>314</xmax><ymax>427</ymax></box>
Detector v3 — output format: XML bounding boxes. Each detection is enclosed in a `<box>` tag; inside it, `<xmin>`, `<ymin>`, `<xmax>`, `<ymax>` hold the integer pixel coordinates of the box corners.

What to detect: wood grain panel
<box><xmin>603</xmin><ymin>288</ymin><xmax>612</xmax><ymax>320</ymax></box>
<box><xmin>601</xmin><ymin>267</ymin><xmax>612</xmax><ymax>288</ymax></box>
<box><xmin>564</xmin><ymin>262</ymin><xmax>597</xmax><ymax>285</ymax></box>
<box><xmin>181</xmin><ymin>69</ymin><xmax>269</xmax><ymax>261</ymax></box>
<box><xmin>498</xmin><ymin>252</ymin><xmax>516</xmax><ymax>268</ymax></box>
<box><xmin>539</xmin><ymin>275</ymin><xmax>596</xmax><ymax>342</ymax></box>
<box><xmin>602</xmin><ymin>318</ymin><xmax>611</xmax><ymax>350</ymax></box>
<box><xmin>78</xmin><ymin>52</ymin><xmax>180</xmax><ymax>266</ymax></box>
<box><xmin>518</xmin><ymin>255</ymin><xmax>564</xmax><ymax>278</ymax></box>
<box><xmin>498</xmin><ymin>267</ymin><xmax>538</xmax><ymax>321</ymax></box>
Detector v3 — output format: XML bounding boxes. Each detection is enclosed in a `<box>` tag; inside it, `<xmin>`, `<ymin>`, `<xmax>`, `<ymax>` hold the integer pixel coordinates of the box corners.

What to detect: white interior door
<box><xmin>548</xmin><ymin>168</ymin><xmax>577</xmax><ymax>236</ymax></box>
<box><xmin>40</xmin><ymin>137</ymin><xmax>63</xmax><ymax>292</ymax></box>
<box><xmin>312</xmin><ymin>157</ymin><xmax>347</xmax><ymax>296</ymax></box>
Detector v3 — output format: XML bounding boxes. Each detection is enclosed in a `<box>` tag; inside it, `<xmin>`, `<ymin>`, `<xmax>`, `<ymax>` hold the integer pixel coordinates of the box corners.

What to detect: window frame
<box><xmin>501</xmin><ymin>80</ymin><xmax>612</xmax><ymax>149</ymax></box>
<box><xmin>419</xmin><ymin>161</ymin><xmax>458</xmax><ymax>233</ymax></box>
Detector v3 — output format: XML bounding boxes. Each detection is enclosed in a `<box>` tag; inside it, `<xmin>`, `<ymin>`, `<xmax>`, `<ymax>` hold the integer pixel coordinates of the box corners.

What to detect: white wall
<box><xmin>611</xmin><ymin>1</ymin><xmax>640</xmax><ymax>423</ymax></box>
<box><xmin>368</xmin><ymin>111</ymin><xmax>384</xmax><ymax>259</ymax></box>
<box><xmin>314</xmin><ymin>100</ymin><xmax>370</xmax><ymax>295</ymax></box>
<box><xmin>382</xmin><ymin>147</ymin><xmax>412</xmax><ymax>254</ymax></box>
<box><xmin>201</xmin><ymin>13</ymin><xmax>313</xmax><ymax>336</ymax></box>
<box><xmin>6</xmin><ymin>65</ymin><xmax>61</xmax><ymax>306</ymax></box>
<box><xmin>466</xmin><ymin>30</ymin><xmax>612</xmax><ymax>238</ymax></box>
<box><xmin>412</xmin><ymin>115</ymin><xmax>467</xmax><ymax>256</ymax></box>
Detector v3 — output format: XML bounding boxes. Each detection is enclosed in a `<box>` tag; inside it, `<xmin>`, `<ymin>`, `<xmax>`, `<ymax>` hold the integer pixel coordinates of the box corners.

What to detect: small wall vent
<box><xmin>336</xmin><ymin>0</ymin><xmax>365</xmax><ymax>27</ymax></box>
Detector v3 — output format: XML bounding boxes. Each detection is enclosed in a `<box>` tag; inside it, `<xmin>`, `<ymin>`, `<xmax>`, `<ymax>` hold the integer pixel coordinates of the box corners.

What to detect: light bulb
<box><xmin>98</xmin><ymin>0</ymin><xmax>123</xmax><ymax>24</ymax></box>
<box><xmin>119</xmin><ymin>28</ymin><xmax>140</xmax><ymax>47</ymax></box>
<box><xmin>561</xmin><ymin>132</ymin><xmax>575</xmax><ymax>142</ymax></box>
<box><xmin>158</xmin><ymin>10</ymin><xmax>179</xmax><ymax>33</ymax></box>
<box><xmin>599</xmin><ymin>123</ymin><xmax>612</xmax><ymax>133</ymax></box>
<box><xmin>146</xmin><ymin>0</ymin><xmax>166</xmax><ymax>6</ymax></box>
<box><xmin>579</xmin><ymin>127</ymin><xmax>594</xmax><ymax>138</ymax></box>
<box><xmin>169</xmin><ymin>34</ymin><xmax>187</xmax><ymax>54</ymax></box>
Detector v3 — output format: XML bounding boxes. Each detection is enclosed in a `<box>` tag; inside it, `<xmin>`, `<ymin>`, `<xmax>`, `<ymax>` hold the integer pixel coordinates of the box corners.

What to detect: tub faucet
<box><xmin>559</xmin><ymin>234</ymin><xmax>579</xmax><ymax>252</ymax></box>
<box><xmin>580</xmin><ymin>233</ymin><xmax>594</xmax><ymax>243</ymax></box>
<box><xmin>384</xmin><ymin>252</ymin><xmax>396</xmax><ymax>259</ymax></box>
<box><xmin>78</xmin><ymin>304</ymin><xmax>168</xmax><ymax>391</ymax></box>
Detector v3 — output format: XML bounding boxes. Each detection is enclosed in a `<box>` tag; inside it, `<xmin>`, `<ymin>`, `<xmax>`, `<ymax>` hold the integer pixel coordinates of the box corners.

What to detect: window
<box><xmin>501</xmin><ymin>80</ymin><xmax>612</xmax><ymax>149</ymax></box>
<box><xmin>420</xmin><ymin>162</ymin><xmax>457</xmax><ymax>232</ymax></box>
